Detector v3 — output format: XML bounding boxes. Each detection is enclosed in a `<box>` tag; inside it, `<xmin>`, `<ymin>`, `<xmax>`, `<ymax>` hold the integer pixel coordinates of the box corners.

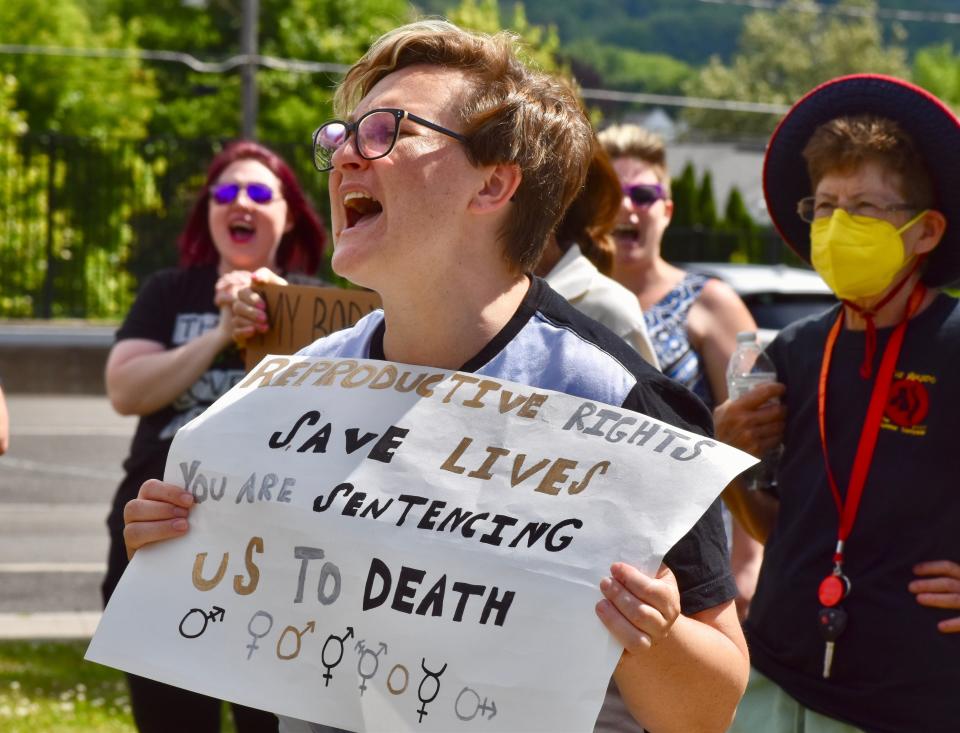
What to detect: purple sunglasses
<box><xmin>209</xmin><ymin>182</ymin><xmax>276</xmax><ymax>205</ymax></box>
<box><xmin>623</xmin><ymin>182</ymin><xmax>667</xmax><ymax>207</ymax></box>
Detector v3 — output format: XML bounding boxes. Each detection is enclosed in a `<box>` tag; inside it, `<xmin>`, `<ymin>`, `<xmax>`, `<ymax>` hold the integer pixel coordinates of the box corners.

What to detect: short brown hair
<box><xmin>597</xmin><ymin>123</ymin><xmax>671</xmax><ymax>197</ymax></box>
<box><xmin>555</xmin><ymin>142</ymin><xmax>621</xmax><ymax>275</ymax></box>
<box><xmin>802</xmin><ymin>114</ymin><xmax>934</xmax><ymax>206</ymax></box>
<box><xmin>335</xmin><ymin>20</ymin><xmax>594</xmax><ymax>273</ymax></box>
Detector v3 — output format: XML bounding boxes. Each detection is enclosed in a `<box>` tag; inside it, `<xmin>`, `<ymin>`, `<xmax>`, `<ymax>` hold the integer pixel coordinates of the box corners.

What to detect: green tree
<box><xmin>446</xmin><ymin>0</ymin><xmax>561</xmax><ymax>73</ymax></box>
<box><xmin>682</xmin><ymin>0</ymin><xmax>910</xmax><ymax>138</ymax></box>
<box><xmin>0</xmin><ymin>74</ymin><xmax>43</xmax><ymax>316</ymax></box>
<box><xmin>0</xmin><ymin>0</ymin><xmax>161</xmax><ymax>317</ymax></box>
<box><xmin>697</xmin><ymin>170</ymin><xmax>718</xmax><ymax>230</ymax></box>
<box><xmin>0</xmin><ymin>0</ymin><xmax>156</xmax><ymax>137</ymax></box>
<box><xmin>913</xmin><ymin>43</ymin><xmax>960</xmax><ymax>107</ymax></box>
<box><xmin>562</xmin><ymin>40</ymin><xmax>693</xmax><ymax>95</ymax></box>
<box><xmin>0</xmin><ymin>75</ymin><xmax>26</xmax><ymax>138</ymax></box>
<box><xmin>722</xmin><ymin>186</ymin><xmax>762</xmax><ymax>262</ymax></box>
<box><xmin>99</xmin><ymin>0</ymin><xmax>413</xmax><ymax>294</ymax></box>
<box><xmin>670</xmin><ymin>163</ymin><xmax>698</xmax><ymax>228</ymax></box>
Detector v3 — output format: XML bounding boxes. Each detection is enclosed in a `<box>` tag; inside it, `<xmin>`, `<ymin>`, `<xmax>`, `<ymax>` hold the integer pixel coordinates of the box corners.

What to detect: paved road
<box><xmin>0</xmin><ymin>394</ymin><xmax>137</xmax><ymax>637</ymax></box>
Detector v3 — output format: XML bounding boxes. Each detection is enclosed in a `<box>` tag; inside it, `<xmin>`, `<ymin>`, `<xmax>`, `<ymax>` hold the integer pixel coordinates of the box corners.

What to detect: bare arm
<box><xmin>714</xmin><ymin>382</ymin><xmax>786</xmax><ymax>543</ymax></box>
<box><xmin>105</xmin><ymin>269</ymin><xmax>272</xmax><ymax>416</ymax></box>
<box><xmin>105</xmin><ymin>328</ymin><xmax>232</xmax><ymax>416</ymax></box>
<box><xmin>687</xmin><ymin>278</ymin><xmax>767</xmax><ymax>608</ymax></box>
<box><xmin>730</xmin><ymin>519</ymin><xmax>764</xmax><ymax>618</ymax></box>
<box><xmin>687</xmin><ymin>278</ymin><xmax>755</xmax><ymax>406</ymax></box>
<box><xmin>0</xmin><ymin>383</ymin><xmax>9</xmax><ymax>455</ymax></box>
<box><xmin>597</xmin><ymin>563</ymin><xmax>748</xmax><ymax>733</ymax></box>
<box><xmin>722</xmin><ymin>476</ymin><xmax>780</xmax><ymax>544</ymax></box>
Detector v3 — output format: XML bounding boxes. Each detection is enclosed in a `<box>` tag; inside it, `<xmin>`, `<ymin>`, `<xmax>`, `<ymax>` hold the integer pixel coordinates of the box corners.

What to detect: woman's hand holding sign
<box><xmin>123</xmin><ymin>479</ymin><xmax>195</xmax><ymax>560</ymax></box>
<box><xmin>596</xmin><ymin>562</ymin><xmax>680</xmax><ymax>651</ymax></box>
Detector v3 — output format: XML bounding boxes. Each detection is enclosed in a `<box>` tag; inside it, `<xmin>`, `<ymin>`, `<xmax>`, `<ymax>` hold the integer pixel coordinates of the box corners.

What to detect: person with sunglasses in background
<box><xmin>123</xmin><ymin>20</ymin><xmax>749</xmax><ymax>733</ymax></box>
<box><xmin>598</xmin><ymin>124</ymin><xmax>764</xmax><ymax>623</ymax></box>
<box><xmin>102</xmin><ymin>140</ymin><xmax>327</xmax><ymax>733</ymax></box>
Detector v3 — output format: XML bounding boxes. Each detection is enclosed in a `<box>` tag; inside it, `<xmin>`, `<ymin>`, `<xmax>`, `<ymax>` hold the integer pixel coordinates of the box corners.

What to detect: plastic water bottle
<box><xmin>726</xmin><ymin>331</ymin><xmax>777</xmax><ymax>400</ymax></box>
<box><xmin>726</xmin><ymin>331</ymin><xmax>779</xmax><ymax>489</ymax></box>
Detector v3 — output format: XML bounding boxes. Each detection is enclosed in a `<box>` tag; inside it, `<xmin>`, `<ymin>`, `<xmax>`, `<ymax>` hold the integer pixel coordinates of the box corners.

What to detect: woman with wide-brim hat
<box><xmin>716</xmin><ymin>74</ymin><xmax>960</xmax><ymax>733</ymax></box>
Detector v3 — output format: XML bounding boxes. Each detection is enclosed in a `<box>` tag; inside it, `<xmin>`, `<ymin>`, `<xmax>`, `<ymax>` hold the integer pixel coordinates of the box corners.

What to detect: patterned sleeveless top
<box><xmin>644</xmin><ymin>272</ymin><xmax>715</xmax><ymax>408</ymax></box>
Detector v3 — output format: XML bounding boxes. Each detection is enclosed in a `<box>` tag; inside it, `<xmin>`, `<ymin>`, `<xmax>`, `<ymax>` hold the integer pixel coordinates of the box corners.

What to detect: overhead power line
<box><xmin>580</xmin><ymin>88</ymin><xmax>789</xmax><ymax>114</ymax></box>
<box><xmin>0</xmin><ymin>43</ymin><xmax>349</xmax><ymax>75</ymax></box>
<box><xmin>0</xmin><ymin>43</ymin><xmax>791</xmax><ymax>115</ymax></box>
<box><xmin>697</xmin><ymin>0</ymin><xmax>960</xmax><ymax>24</ymax></box>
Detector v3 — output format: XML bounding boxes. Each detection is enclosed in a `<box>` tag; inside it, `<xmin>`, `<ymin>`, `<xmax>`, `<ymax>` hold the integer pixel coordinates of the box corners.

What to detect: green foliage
<box><xmin>670</xmin><ymin>163</ymin><xmax>697</xmax><ymax>229</ymax></box>
<box><xmin>682</xmin><ymin>0</ymin><xmax>910</xmax><ymax>138</ymax></box>
<box><xmin>0</xmin><ymin>0</ymin><xmax>157</xmax><ymax>138</ymax></box>
<box><xmin>562</xmin><ymin>40</ymin><xmax>693</xmax><ymax>94</ymax></box>
<box><xmin>484</xmin><ymin>0</ymin><xmax>745</xmax><ymax>66</ymax></box>
<box><xmin>663</xmin><ymin>164</ymin><xmax>764</xmax><ymax>262</ymax></box>
<box><xmin>0</xmin><ymin>638</ymin><xmax>244</xmax><ymax>732</ymax></box>
<box><xmin>697</xmin><ymin>171</ymin><xmax>718</xmax><ymax>230</ymax></box>
<box><xmin>0</xmin><ymin>640</ymin><xmax>133</xmax><ymax>732</ymax></box>
<box><xmin>260</xmin><ymin>0</ymin><xmax>412</xmax><ymax>138</ymax></box>
<box><xmin>914</xmin><ymin>43</ymin><xmax>960</xmax><ymax>106</ymax></box>
<box><xmin>0</xmin><ymin>75</ymin><xmax>27</xmax><ymax>138</ymax></box>
<box><xmin>445</xmin><ymin>0</ymin><xmax>560</xmax><ymax>73</ymax></box>
<box><xmin>723</xmin><ymin>187</ymin><xmax>763</xmax><ymax>262</ymax></box>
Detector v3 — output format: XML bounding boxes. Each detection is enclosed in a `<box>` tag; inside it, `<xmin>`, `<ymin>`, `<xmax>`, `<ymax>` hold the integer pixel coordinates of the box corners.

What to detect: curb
<box><xmin>0</xmin><ymin>612</ymin><xmax>102</xmax><ymax>640</ymax></box>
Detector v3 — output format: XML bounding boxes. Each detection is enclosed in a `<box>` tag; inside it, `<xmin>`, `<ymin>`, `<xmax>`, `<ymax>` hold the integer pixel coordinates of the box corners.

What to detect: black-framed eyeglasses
<box><xmin>209</xmin><ymin>182</ymin><xmax>277</xmax><ymax>205</ymax></box>
<box><xmin>796</xmin><ymin>196</ymin><xmax>920</xmax><ymax>223</ymax></box>
<box><xmin>312</xmin><ymin>108</ymin><xmax>466</xmax><ymax>172</ymax></box>
<box><xmin>623</xmin><ymin>183</ymin><xmax>667</xmax><ymax>208</ymax></box>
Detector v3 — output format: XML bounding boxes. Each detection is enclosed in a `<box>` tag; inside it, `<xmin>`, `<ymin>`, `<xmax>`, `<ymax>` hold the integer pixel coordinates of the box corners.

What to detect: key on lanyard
<box><xmin>818</xmin><ymin>606</ymin><xmax>847</xmax><ymax>679</ymax></box>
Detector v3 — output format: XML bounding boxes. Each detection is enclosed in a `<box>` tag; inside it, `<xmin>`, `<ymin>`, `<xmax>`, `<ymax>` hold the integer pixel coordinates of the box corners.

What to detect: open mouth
<box><xmin>343</xmin><ymin>191</ymin><xmax>383</xmax><ymax>230</ymax></box>
<box><xmin>228</xmin><ymin>219</ymin><xmax>256</xmax><ymax>243</ymax></box>
<box><xmin>613</xmin><ymin>225</ymin><xmax>642</xmax><ymax>246</ymax></box>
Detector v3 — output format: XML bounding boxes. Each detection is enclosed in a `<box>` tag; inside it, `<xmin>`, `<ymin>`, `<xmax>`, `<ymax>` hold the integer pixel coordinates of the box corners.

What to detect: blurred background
<box><xmin>2</xmin><ymin>0</ymin><xmax>960</xmax><ymax>321</ymax></box>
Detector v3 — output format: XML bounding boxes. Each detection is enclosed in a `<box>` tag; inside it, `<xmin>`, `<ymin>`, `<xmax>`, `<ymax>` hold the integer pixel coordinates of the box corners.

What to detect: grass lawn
<box><xmin>0</xmin><ymin>640</ymin><xmax>238</xmax><ymax>732</ymax></box>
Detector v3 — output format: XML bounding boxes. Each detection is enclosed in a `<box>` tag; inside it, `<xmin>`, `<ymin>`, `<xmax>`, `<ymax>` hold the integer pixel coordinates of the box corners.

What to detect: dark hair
<box><xmin>555</xmin><ymin>143</ymin><xmax>621</xmax><ymax>275</ymax></box>
<box><xmin>178</xmin><ymin>140</ymin><xmax>327</xmax><ymax>273</ymax></box>
<box><xmin>336</xmin><ymin>20</ymin><xmax>593</xmax><ymax>273</ymax></box>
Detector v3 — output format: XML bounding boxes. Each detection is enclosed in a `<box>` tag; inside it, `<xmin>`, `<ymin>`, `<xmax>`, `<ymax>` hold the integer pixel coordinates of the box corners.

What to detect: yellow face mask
<box><xmin>810</xmin><ymin>208</ymin><xmax>927</xmax><ymax>300</ymax></box>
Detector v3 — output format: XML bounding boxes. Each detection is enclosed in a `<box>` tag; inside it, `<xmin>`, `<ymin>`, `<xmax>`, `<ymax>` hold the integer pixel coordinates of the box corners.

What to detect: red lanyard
<box><xmin>817</xmin><ymin>281</ymin><xmax>925</xmax><ymax>573</ymax></box>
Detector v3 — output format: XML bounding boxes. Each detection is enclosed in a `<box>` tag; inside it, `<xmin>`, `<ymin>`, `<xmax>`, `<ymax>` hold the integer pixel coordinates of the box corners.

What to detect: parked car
<box><xmin>681</xmin><ymin>262</ymin><xmax>836</xmax><ymax>341</ymax></box>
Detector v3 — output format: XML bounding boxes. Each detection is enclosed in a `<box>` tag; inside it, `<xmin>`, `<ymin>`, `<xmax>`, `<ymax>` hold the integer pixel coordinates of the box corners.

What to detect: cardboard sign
<box><xmin>243</xmin><ymin>284</ymin><xmax>381</xmax><ymax>369</ymax></box>
<box><xmin>87</xmin><ymin>356</ymin><xmax>755</xmax><ymax>732</ymax></box>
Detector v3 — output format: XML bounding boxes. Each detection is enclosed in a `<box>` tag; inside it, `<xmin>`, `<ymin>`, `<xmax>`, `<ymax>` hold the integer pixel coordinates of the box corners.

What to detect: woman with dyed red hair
<box><xmin>102</xmin><ymin>140</ymin><xmax>326</xmax><ymax>733</ymax></box>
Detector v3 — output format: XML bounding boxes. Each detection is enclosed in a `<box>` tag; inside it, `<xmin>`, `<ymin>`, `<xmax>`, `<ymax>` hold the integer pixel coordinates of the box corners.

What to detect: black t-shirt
<box><xmin>115</xmin><ymin>265</ymin><xmax>247</xmax><ymax>484</ymax></box>
<box><xmin>746</xmin><ymin>293</ymin><xmax>960</xmax><ymax>733</ymax></box>
<box><xmin>293</xmin><ymin>276</ymin><xmax>736</xmax><ymax>733</ymax></box>
<box><xmin>103</xmin><ymin>265</ymin><xmax>247</xmax><ymax>602</ymax></box>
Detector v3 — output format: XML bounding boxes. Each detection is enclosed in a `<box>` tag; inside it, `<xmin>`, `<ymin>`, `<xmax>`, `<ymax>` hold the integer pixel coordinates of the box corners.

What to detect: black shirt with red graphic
<box><xmin>746</xmin><ymin>292</ymin><xmax>960</xmax><ymax>733</ymax></box>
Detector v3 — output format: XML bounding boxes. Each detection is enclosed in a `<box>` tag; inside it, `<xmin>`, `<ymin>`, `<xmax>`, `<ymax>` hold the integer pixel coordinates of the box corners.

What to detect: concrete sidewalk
<box><xmin>1</xmin><ymin>393</ymin><xmax>133</xmax><ymax>641</ymax></box>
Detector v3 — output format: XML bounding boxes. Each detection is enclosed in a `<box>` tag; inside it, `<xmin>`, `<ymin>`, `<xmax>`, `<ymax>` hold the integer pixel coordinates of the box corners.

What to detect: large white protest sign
<box><xmin>87</xmin><ymin>355</ymin><xmax>755</xmax><ymax>732</ymax></box>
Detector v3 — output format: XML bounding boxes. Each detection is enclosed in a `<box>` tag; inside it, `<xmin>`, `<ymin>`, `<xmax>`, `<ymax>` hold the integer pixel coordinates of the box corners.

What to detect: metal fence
<box><xmin>0</xmin><ymin>133</ymin><xmax>794</xmax><ymax>320</ymax></box>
